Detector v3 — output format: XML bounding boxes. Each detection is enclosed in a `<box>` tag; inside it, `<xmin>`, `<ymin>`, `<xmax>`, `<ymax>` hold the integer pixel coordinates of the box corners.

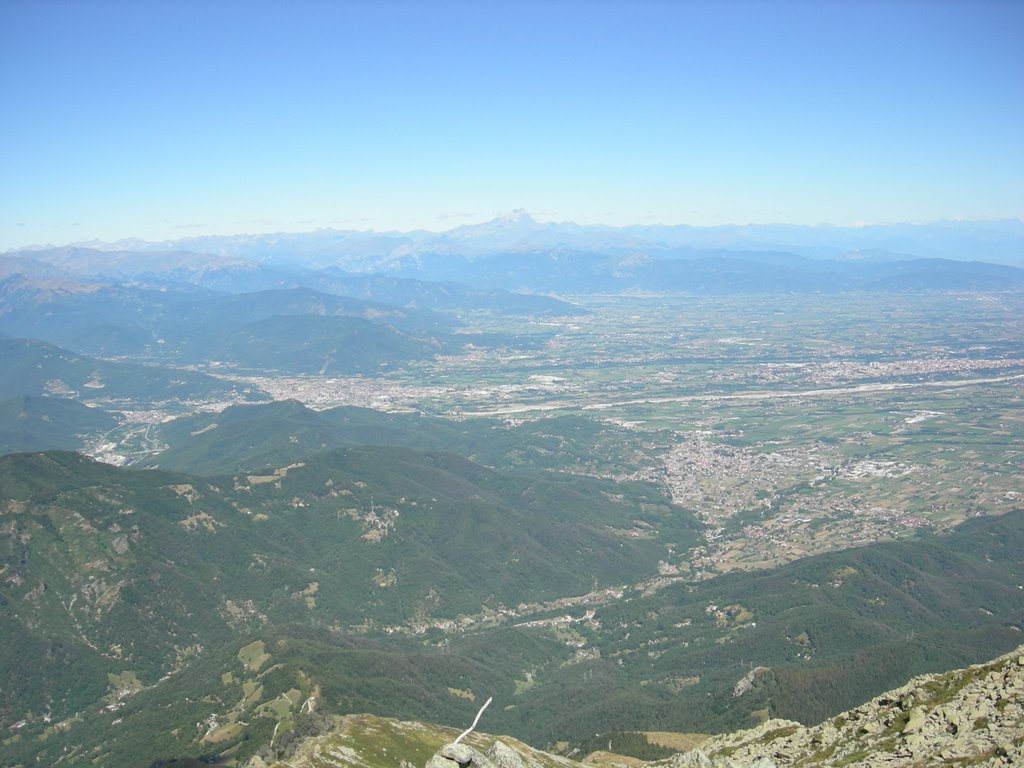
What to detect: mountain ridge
<box><xmin>13</xmin><ymin>214</ymin><xmax>1022</xmax><ymax>266</ymax></box>
<box><xmin>8</xmin><ymin>216</ymin><xmax>1024</xmax><ymax>297</ymax></box>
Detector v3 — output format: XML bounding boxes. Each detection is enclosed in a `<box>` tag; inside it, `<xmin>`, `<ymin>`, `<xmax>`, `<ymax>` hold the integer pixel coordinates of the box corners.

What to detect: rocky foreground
<box><xmin>252</xmin><ymin>644</ymin><xmax>1023</xmax><ymax>768</ymax></box>
<box><xmin>655</xmin><ymin>642</ymin><xmax>1024</xmax><ymax>768</ymax></box>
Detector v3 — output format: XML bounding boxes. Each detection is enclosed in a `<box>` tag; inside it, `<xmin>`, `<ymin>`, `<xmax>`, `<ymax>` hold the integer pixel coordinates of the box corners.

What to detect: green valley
<box><xmin>1</xmin><ymin>447</ymin><xmax>1022</xmax><ymax>766</ymax></box>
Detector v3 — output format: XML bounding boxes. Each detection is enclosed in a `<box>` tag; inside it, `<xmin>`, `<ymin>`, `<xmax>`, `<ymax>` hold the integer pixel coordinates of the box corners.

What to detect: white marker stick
<box><xmin>453</xmin><ymin>696</ymin><xmax>493</xmax><ymax>744</ymax></box>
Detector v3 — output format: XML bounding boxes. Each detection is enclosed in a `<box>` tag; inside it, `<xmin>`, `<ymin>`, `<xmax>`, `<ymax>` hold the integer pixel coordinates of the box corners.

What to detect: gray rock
<box><xmin>904</xmin><ymin>733</ymin><xmax>926</xmax><ymax>754</ymax></box>
<box><xmin>669</xmin><ymin>749</ymin><xmax>715</xmax><ymax>767</ymax></box>
<box><xmin>486</xmin><ymin>740</ymin><xmax>525</xmax><ymax>768</ymax></box>
<box><xmin>902</xmin><ymin>707</ymin><xmax>927</xmax><ymax>734</ymax></box>
<box><xmin>427</xmin><ymin>742</ymin><xmax>496</xmax><ymax>768</ymax></box>
<box><xmin>440</xmin><ymin>744</ymin><xmax>480</xmax><ymax>763</ymax></box>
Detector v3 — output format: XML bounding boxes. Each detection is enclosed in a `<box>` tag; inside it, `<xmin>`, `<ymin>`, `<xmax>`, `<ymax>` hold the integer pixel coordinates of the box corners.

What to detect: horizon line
<box><xmin>6</xmin><ymin>213</ymin><xmax>1024</xmax><ymax>254</ymax></box>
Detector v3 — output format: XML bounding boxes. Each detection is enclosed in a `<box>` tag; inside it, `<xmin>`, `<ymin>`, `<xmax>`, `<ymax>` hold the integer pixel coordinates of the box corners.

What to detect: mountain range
<box><xmin>39</xmin><ymin>212</ymin><xmax>1024</xmax><ymax>265</ymax></box>
<box><xmin>5</xmin><ymin>214</ymin><xmax>1024</xmax><ymax>297</ymax></box>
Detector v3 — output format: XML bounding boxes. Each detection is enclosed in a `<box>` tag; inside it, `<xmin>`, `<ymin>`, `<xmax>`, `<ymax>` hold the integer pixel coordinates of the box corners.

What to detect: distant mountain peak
<box><xmin>496</xmin><ymin>209</ymin><xmax>535</xmax><ymax>225</ymax></box>
<box><xmin>435</xmin><ymin>209</ymin><xmax>546</xmax><ymax>249</ymax></box>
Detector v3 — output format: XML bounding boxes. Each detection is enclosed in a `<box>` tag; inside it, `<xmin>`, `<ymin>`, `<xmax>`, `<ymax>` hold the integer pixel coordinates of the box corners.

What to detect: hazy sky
<box><xmin>1</xmin><ymin>0</ymin><xmax>1022</xmax><ymax>249</ymax></box>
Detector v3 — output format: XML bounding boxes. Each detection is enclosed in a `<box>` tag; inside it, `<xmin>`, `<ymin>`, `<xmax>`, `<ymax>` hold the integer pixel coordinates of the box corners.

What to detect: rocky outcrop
<box><xmin>654</xmin><ymin>644</ymin><xmax>1024</xmax><ymax>767</ymax></box>
<box><xmin>426</xmin><ymin>740</ymin><xmax>530</xmax><ymax>768</ymax></box>
<box><xmin>664</xmin><ymin>754</ymin><xmax>778</xmax><ymax>768</ymax></box>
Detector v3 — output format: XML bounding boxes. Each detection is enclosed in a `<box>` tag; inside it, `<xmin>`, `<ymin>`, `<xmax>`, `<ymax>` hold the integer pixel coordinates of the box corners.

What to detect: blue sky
<box><xmin>1</xmin><ymin>0</ymin><xmax>1022</xmax><ymax>249</ymax></box>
